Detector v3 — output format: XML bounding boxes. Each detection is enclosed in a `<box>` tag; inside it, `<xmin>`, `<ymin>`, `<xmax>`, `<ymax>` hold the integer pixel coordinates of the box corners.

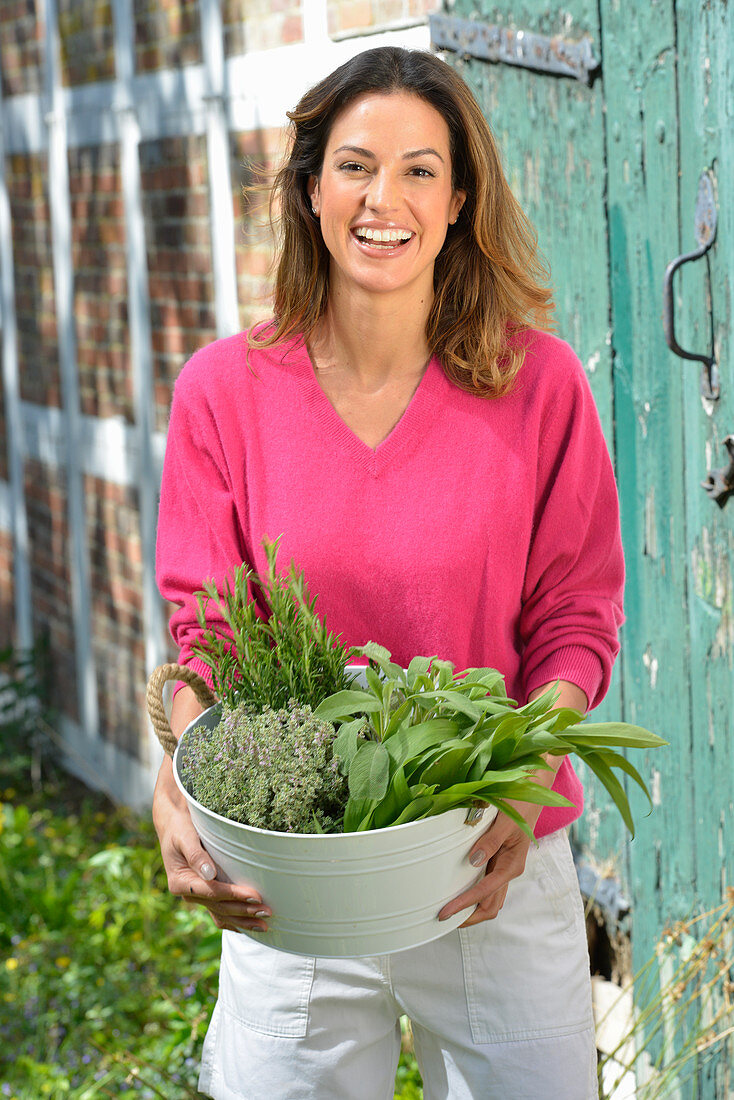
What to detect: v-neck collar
<box><xmin>291</xmin><ymin>339</ymin><xmax>444</xmax><ymax>476</ymax></box>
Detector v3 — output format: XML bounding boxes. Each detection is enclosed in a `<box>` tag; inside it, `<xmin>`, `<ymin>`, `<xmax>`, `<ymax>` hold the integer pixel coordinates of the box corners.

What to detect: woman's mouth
<box><xmin>351</xmin><ymin>227</ymin><xmax>414</xmax><ymax>250</ymax></box>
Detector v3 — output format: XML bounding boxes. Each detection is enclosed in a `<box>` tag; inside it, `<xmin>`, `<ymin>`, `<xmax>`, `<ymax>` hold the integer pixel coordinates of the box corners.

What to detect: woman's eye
<box><xmin>339</xmin><ymin>162</ymin><xmax>366</xmax><ymax>173</ymax></box>
<box><xmin>410</xmin><ymin>167</ymin><xmax>435</xmax><ymax>178</ymax></box>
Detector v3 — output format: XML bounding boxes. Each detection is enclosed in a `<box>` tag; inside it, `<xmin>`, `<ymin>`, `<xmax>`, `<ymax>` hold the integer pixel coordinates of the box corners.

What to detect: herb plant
<box><xmin>190</xmin><ymin>538</ymin><xmax>358</xmax><ymax>710</ymax></box>
<box><xmin>314</xmin><ymin>643</ymin><xmax>666</xmax><ymax>836</ymax></box>
<box><xmin>180</xmin><ymin>702</ymin><xmax>348</xmax><ymax>833</ymax></box>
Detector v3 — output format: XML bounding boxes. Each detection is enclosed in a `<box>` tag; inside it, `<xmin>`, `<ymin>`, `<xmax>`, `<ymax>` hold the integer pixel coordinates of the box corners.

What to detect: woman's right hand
<box><xmin>152</xmin><ymin>685</ymin><xmax>271</xmax><ymax>934</ymax></box>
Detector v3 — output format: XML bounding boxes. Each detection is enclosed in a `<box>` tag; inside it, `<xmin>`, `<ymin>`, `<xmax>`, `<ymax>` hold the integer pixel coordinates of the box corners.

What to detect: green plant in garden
<box><xmin>180</xmin><ymin>702</ymin><xmax>348</xmax><ymax>833</ymax></box>
<box><xmin>314</xmin><ymin>642</ymin><xmax>667</xmax><ymax>835</ymax></box>
<box><xmin>191</xmin><ymin>537</ymin><xmax>358</xmax><ymax>710</ymax></box>
<box><xmin>0</xmin><ymin>781</ymin><xmax>422</xmax><ymax>1099</ymax></box>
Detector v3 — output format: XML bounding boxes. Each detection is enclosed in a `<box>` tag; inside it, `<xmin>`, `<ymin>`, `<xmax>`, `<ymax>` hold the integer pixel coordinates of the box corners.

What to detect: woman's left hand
<box><xmin>437</xmin><ymin>677</ymin><xmax>588</xmax><ymax>928</ymax></box>
<box><xmin>436</xmin><ymin>801</ymin><xmax>543</xmax><ymax>927</ymax></box>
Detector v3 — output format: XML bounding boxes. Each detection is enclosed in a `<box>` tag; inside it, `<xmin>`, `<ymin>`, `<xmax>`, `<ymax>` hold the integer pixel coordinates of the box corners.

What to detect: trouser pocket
<box><xmin>458</xmin><ymin>830</ymin><xmax>593</xmax><ymax>1044</ymax></box>
<box><xmin>219</xmin><ymin>932</ymin><xmax>315</xmax><ymax>1038</ymax></box>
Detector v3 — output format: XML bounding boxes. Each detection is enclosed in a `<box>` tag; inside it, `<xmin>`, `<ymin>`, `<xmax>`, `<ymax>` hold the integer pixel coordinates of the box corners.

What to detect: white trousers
<box><xmin>198</xmin><ymin>828</ymin><xmax>598</xmax><ymax>1100</ymax></box>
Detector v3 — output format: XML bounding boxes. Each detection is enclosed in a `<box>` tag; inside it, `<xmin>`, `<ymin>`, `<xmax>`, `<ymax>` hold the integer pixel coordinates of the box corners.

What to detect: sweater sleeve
<box><xmin>156</xmin><ymin>362</ymin><xmax>247</xmax><ymax>681</ymax></box>
<box><xmin>520</xmin><ymin>357</ymin><xmax>625</xmax><ymax>710</ymax></box>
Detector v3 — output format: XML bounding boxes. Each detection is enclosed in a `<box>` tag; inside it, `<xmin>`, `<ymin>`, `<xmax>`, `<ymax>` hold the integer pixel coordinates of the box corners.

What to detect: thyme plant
<box><xmin>180</xmin><ymin>702</ymin><xmax>348</xmax><ymax>833</ymax></box>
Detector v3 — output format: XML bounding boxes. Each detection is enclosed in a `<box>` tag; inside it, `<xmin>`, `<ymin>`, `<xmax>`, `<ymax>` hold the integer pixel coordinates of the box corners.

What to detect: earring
<box><xmin>311</xmin><ymin>205</ymin><xmax>318</xmax><ymax>216</ymax></box>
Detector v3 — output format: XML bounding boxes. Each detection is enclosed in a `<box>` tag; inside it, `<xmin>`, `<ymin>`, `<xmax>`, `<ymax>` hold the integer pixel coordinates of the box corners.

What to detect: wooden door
<box><xmin>437</xmin><ymin>1</ymin><xmax>733</xmax><ymax>1089</ymax></box>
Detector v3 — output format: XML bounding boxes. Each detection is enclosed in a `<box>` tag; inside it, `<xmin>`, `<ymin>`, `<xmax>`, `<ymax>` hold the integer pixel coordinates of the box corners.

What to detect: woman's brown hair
<box><xmin>249</xmin><ymin>46</ymin><xmax>554</xmax><ymax>397</ymax></box>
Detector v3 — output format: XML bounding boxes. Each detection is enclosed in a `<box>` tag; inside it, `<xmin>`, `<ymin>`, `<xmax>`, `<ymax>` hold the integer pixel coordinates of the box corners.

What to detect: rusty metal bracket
<box><xmin>663</xmin><ymin>171</ymin><xmax>719</xmax><ymax>400</ymax></box>
<box><xmin>429</xmin><ymin>14</ymin><xmax>600</xmax><ymax>85</ymax></box>
<box><xmin>701</xmin><ymin>435</ymin><xmax>734</xmax><ymax>509</ymax></box>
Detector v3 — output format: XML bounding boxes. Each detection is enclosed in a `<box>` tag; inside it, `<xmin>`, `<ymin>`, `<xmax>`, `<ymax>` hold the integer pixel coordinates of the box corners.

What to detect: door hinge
<box><xmin>429</xmin><ymin>14</ymin><xmax>601</xmax><ymax>85</ymax></box>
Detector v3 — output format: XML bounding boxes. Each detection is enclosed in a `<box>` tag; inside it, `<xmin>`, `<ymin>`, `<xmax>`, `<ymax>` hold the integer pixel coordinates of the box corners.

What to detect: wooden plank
<box><xmin>444</xmin><ymin>0</ymin><xmax>627</xmax><ymax>865</ymax></box>
<box><xmin>599</xmin><ymin>0</ymin><xmax>700</xmax><ymax>963</ymax></box>
<box><xmin>674</xmin><ymin>9</ymin><xmax>734</xmax><ymax>1090</ymax></box>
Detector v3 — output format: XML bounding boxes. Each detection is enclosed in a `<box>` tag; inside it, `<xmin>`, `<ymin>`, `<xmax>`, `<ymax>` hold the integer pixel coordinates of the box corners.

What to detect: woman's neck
<box><xmin>310</xmin><ymin>281</ymin><xmax>433</xmax><ymax>389</ymax></box>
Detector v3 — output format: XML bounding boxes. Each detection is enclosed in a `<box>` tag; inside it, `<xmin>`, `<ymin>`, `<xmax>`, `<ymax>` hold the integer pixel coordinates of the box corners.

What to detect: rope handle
<box><xmin>146</xmin><ymin>663</ymin><xmax>218</xmax><ymax>758</ymax></box>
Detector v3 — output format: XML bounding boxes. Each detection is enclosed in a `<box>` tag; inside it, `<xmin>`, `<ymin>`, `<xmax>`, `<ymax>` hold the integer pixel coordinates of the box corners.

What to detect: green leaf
<box><xmin>517</xmin><ymin>683</ymin><xmax>560</xmax><ymax>716</ymax></box>
<box><xmin>406</xmin><ymin>655</ymin><xmax>432</xmax><ymax>683</ymax></box>
<box><xmin>561</xmin><ymin>723</ymin><xmax>668</xmax><ymax>749</ymax></box>
<box><xmin>391</xmin><ymin>795</ymin><xmax>436</xmax><ymax>826</ymax></box>
<box><xmin>417</xmin><ymin>744</ymin><xmax>474</xmax><ymax>788</ymax></box>
<box><xmin>371</xmin><ymin>765</ymin><xmax>414</xmax><ymax>829</ymax></box>
<box><xmin>364</xmin><ymin>664</ymin><xmax>385</xmax><ymax>700</ymax></box>
<box><xmin>591</xmin><ymin>748</ymin><xmax>653</xmax><ymax>802</ymax></box>
<box><xmin>360</xmin><ymin>641</ymin><xmax>393</xmax><ymax>666</ymax></box>
<box><xmin>383</xmin><ymin>719</ymin><xmax>460</xmax><ymax>767</ymax></box>
<box><xmin>333</xmin><ymin>719</ymin><xmax>364</xmax><ymax>774</ymax></box>
<box><xmin>413</xmin><ymin>689</ymin><xmax>484</xmax><ymax>722</ymax></box>
<box><xmin>348</xmin><ymin>741</ymin><xmax>391</xmax><ymax>801</ymax></box>
<box><xmin>580</xmin><ymin>751</ymin><xmax>637</xmax><ymax>836</ymax></box>
<box><xmin>313</xmin><ymin>689</ymin><xmax>382</xmax><ymax>721</ymax></box>
<box><xmin>342</xmin><ymin>796</ymin><xmax>376</xmax><ymax>833</ymax></box>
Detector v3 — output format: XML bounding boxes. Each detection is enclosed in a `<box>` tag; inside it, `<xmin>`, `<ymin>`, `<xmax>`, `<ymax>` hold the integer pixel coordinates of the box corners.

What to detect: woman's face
<box><xmin>308</xmin><ymin>91</ymin><xmax>465</xmax><ymax>303</ymax></box>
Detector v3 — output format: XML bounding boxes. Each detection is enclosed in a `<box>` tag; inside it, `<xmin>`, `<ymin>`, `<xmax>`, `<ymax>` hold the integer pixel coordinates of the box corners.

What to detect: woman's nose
<box><xmin>365</xmin><ymin>170</ymin><xmax>398</xmax><ymax>213</ymax></box>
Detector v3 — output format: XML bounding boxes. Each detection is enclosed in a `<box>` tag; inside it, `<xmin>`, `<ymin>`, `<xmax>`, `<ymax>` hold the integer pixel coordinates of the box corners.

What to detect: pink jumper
<box><xmin>156</xmin><ymin>328</ymin><xmax>625</xmax><ymax>837</ymax></box>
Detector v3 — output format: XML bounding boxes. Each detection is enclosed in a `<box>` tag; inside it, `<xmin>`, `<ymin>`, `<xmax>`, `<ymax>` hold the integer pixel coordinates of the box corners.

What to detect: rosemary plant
<box><xmin>190</xmin><ymin>538</ymin><xmax>358</xmax><ymax>710</ymax></box>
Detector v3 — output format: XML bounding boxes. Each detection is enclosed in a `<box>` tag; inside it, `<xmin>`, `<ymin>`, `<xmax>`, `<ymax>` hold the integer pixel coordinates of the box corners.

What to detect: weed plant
<box><xmin>598</xmin><ymin>894</ymin><xmax>734</xmax><ymax>1098</ymax></box>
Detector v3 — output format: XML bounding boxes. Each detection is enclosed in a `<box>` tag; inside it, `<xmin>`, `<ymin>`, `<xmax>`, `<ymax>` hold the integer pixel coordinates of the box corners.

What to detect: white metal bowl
<box><xmin>173</xmin><ymin>671</ymin><xmax>494</xmax><ymax>957</ymax></box>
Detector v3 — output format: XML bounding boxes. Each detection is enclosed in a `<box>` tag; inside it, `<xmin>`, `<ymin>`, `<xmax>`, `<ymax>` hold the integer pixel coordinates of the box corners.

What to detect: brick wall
<box><xmin>328</xmin><ymin>0</ymin><xmax>439</xmax><ymax>36</ymax></box>
<box><xmin>134</xmin><ymin>0</ymin><xmax>201</xmax><ymax>73</ymax></box>
<box><xmin>0</xmin><ymin>2</ymin><xmax>45</xmax><ymax>98</ymax></box>
<box><xmin>70</xmin><ymin>144</ymin><xmax>133</xmax><ymax>421</ymax></box>
<box><xmin>58</xmin><ymin>0</ymin><xmax>116</xmax><ymax>87</ymax></box>
<box><xmin>7</xmin><ymin>151</ymin><xmax>62</xmax><ymax>409</ymax></box>
<box><xmin>85</xmin><ymin>476</ymin><xmax>147</xmax><ymax>757</ymax></box>
<box><xmin>140</xmin><ymin>134</ymin><xmax>217</xmax><ymax>433</ymax></box>
<box><xmin>0</xmin><ymin>1</ymin><xmax>435</xmax><ymax>789</ymax></box>
<box><xmin>223</xmin><ymin>0</ymin><xmax>303</xmax><ymax>55</ymax></box>
<box><xmin>230</xmin><ymin>127</ymin><xmax>282</xmax><ymax>332</ymax></box>
<box><xmin>24</xmin><ymin>460</ymin><xmax>79</xmax><ymax>724</ymax></box>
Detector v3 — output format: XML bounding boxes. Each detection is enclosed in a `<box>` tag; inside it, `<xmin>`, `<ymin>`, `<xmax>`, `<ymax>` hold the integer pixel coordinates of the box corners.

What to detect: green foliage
<box><xmin>0</xmin><ymin>766</ymin><xmax>422</xmax><ymax>1099</ymax></box>
<box><xmin>180</xmin><ymin>702</ymin><xmax>348</xmax><ymax>833</ymax></box>
<box><xmin>0</xmin><ymin>777</ymin><xmax>219</xmax><ymax>1099</ymax></box>
<box><xmin>191</xmin><ymin>537</ymin><xmax>358</xmax><ymax>710</ymax></box>
<box><xmin>0</xmin><ymin>636</ymin><xmax>55</xmax><ymax>772</ymax></box>
<box><xmin>315</xmin><ymin>643</ymin><xmax>667</xmax><ymax>836</ymax></box>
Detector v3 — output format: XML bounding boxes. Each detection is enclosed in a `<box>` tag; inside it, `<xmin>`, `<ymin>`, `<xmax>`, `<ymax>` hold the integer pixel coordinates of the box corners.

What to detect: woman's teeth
<box><xmin>353</xmin><ymin>228</ymin><xmax>412</xmax><ymax>245</ymax></box>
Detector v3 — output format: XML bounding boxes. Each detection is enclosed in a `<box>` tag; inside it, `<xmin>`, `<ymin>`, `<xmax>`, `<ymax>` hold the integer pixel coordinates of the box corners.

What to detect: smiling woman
<box><xmin>307</xmin><ymin>92</ymin><xmax>465</xmax><ymax>305</ymax></box>
<box><xmin>153</xmin><ymin>44</ymin><xmax>624</xmax><ymax>1100</ymax></box>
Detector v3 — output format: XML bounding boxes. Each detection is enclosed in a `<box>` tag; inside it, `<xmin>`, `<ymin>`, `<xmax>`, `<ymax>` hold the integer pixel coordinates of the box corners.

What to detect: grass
<box><xmin>0</xmin><ymin>750</ymin><xmax>423</xmax><ymax>1099</ymax></box>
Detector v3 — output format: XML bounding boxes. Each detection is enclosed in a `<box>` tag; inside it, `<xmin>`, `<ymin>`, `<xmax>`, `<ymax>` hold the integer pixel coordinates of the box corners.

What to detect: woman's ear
<box><xmin>450</xmin><ymin>189</ymin><xmax>467</xmax><ymax>225</ymax></box>
<box><xmin>307</xmin><ymin>175</ymin><xmax>320</xmax><ymax>216</ymax></box>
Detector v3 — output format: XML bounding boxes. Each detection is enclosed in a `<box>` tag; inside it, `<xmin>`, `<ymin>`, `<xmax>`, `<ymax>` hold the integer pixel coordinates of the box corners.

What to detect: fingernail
<box><xmin>200</xmin><ymin>862</ymin><xmax>216</xmax><ymax>880</ymax></box>
<box><xmin>254</xmin><ymin>909</ymin><xmax>269</xmax><ymax>918</ymax></box>
<box><xmin>470</xmin><ymin>850</ymin><xmax>487</xmax><ymax>867</ymax></box>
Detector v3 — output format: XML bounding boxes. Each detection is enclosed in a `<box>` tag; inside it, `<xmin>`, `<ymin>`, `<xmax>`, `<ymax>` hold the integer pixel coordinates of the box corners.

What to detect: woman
<box><xmin>154</xmin><ymin>46</ymin><xmax>623</xmax><ymax>1100</ymax></box>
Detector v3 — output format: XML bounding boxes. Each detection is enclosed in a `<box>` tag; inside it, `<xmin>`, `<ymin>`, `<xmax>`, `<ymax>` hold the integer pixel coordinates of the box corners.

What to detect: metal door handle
<box><xmin>663</xmin><ymin>171</ymin><xmax>718</xmax><ymax>399</ymax></box>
